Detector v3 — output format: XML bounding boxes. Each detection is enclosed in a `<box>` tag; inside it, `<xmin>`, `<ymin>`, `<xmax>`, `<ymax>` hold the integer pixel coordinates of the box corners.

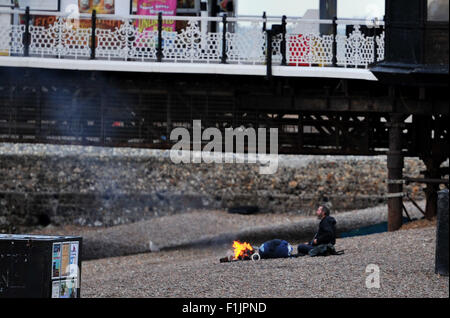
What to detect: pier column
<box><xmin>416</xmin><ymin>114</ymin><xmax>447</xmax><ymax>220</ymax></box>
<box><xmin>387</xmin><ymin>114</ymin><xmax>404</xmax><ymax>231</ymax></box>
<box><xmin>422</xmin><ymin>157</ymin><xmax>444</xmax><ymax>220</ymax></box>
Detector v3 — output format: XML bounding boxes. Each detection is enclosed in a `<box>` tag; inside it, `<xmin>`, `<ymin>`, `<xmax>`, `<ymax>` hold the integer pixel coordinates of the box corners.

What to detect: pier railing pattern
<box><xmin>0</xmin><ymin>9</ymin><xmax>384</xmax><ymax>68</ymax></box>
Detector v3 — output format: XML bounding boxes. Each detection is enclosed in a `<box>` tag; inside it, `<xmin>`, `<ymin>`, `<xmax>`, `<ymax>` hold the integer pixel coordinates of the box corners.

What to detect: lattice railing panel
<box><xmin>95</xmin><ymin>23</ymin><xmax>128</xmax><ymax>60</ymax></box>
<box><xmin>0</xmin><ymin>25</ymin><xmax>24</xmax><ymax>56</ymax></box>
<box><xmin>226</xmin><ymin>23</ymin><xmax>266</xmax><ymax>64</ymax></box>
<box><xmin>29</xmin><ymin>18</ymin><xmax>91</xmax><ymax>59</ymax></box>
<box><xmin>0</xmin><ymin>11</ymin><xmax>385</xmax><ymax>68</ymax></box>
<box><xmin>337</xmin><ymin>25</ymin><xmax>375</xmax><ymax>68</ymax></box>
<box><xmin>287</xmin><ymin>33</ymin><xmax>333</xmax><ymax>66</ymax></box>
<box><xmin>163</xmin><ymin>21</ymin><xmax>221</xmax><ymax>62</ymax></box>
<box><xmin>271</xmin><ymin>33</ymin><xmax>283</xmax><ymax>64</ymax></box>
<box><xmin>131</xmin><ymin>28</ymin><xmax>158</xmax><ymax>61</ymax></box>
<box><xmin>376</xmin><ymin>32</ymin><xmax>385</xmax><ymax>62</ymax></box>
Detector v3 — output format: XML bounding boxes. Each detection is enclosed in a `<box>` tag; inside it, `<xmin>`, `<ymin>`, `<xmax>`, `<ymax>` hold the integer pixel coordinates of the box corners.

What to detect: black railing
<box><xmin>23</xmin><ymin>6</ymin><xmax>30</xmax><ymax>57</ymax></box>
<box><xmin>90</xmin><ymin>10</ymin><xmax>97</xmax><ymax>60</ymax></box>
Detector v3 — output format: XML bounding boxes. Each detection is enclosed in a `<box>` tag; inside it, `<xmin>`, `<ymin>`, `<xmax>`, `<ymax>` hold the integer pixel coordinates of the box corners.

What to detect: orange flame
<box><xmin>232</xmin><ymin>241</ymin><xmax>254</xmax><ymax>260</ymax></box>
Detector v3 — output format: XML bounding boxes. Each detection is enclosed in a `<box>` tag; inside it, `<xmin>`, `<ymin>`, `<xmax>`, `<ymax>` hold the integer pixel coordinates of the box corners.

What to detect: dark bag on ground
<box><xmin>258</xmin><ymin>239</ymin><xmax>294</xmax><ymax>259</ymax></box>
<box><xmin>308</xmin><ymin>243</ymin><xmax>345</xmax><ymax>257</ymax></box>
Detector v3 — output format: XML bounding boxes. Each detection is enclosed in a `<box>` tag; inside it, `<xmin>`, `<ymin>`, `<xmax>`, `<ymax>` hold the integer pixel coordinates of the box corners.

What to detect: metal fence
<box><xmin>0</xmin><ymin>8</ymin><xmax>384</xmax><ymax>68</ymax></box>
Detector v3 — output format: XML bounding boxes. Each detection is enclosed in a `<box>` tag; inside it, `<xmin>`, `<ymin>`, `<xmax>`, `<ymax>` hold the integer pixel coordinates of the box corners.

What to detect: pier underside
<box><xmin>0</xmin><ymin>67</ymin><xmax>448</xmax><ymax>228</ymax></box>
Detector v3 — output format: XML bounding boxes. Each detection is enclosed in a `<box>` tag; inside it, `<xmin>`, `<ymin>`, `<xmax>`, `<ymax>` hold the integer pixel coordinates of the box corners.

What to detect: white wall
<box><xmin>17</xmin><ymin>0</ymin><xmax>60</xmax><ymax>10</ymax></box>
<box><xmin>0</xmin><ymin>13</ymin><xmax>9</xmax><ymax>24</ymax></box>
<box><xmin>237</xmin><ymin>0</ymin><xmax>318</xmax><ymax>17</ymax></box>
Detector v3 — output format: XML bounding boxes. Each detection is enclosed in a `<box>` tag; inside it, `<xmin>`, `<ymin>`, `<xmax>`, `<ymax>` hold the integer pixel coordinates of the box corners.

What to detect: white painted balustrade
<box><xmin>0</xmin><ymin>9</ymin><xmax>384</xmax><ymax>69</ymax></box>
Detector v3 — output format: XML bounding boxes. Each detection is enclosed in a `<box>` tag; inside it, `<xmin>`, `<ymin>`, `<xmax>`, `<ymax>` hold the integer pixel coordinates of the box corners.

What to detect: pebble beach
<box><xmin>29</xmin><ymin>200</ymin><xmax>449</xmax><ymax>298</ymax></box>
<box><xmin>1</xmin><ymin>142</ymin><xmax>448</xmax><ymax>298</ymax></box>
<box><xmin>78</xmin><ymin>223</ymin><xmax>448</xmax><ymax>298</ymax></box>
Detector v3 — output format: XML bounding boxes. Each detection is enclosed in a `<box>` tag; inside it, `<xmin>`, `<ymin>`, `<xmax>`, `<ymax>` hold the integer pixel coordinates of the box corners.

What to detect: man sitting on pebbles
<box><xmin>297</xmin><ymin>204</ymin><xmax>337</xmax><ymax>256</ymax></box>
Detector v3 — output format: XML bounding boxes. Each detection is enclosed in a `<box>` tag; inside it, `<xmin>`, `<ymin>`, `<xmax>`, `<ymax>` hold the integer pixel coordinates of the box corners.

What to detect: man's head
<box><xmin>316</xmin><ymin>205</ymin><xmax>330</xmax><ymax>219</ymax></box>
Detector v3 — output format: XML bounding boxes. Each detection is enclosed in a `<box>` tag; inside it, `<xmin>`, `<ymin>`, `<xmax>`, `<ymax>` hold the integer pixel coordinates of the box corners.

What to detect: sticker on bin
<box><xmin>61</xmin><ymin>243</ymin><xmax>71</xmax><ymax>277</ymax></box>
<box><xmin>69</xmin><ymin>242</ymin><xmax>79</xmax><ymax>277</ymax></box>
<box><xmin>59</xmin><ymin>278</ymin><xmax>77</xmax><ymax>298</ymax></box>
<box><xmin>51</xmin><ymin>281</ymin><xmax>60</xmax><ymax>298</ymax></box>
<box><xmin>52</xmin><ymin>243</ymin><xmax>61</xmax><ymax>279</ymax></box>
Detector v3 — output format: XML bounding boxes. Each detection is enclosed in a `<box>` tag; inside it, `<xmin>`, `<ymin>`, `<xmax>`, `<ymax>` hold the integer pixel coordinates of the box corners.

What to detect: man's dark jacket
<box><xmin>312</xmin><ymin>215</ymin><xmax>336</xmax><ymax>245</ymax></box>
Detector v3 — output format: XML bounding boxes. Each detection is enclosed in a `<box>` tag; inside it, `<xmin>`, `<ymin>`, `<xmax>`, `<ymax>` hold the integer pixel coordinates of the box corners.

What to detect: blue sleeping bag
<box><xmin>258</xmin><ymin>239</ymin><xmax>293</xmax><ymax>259</ymax></box>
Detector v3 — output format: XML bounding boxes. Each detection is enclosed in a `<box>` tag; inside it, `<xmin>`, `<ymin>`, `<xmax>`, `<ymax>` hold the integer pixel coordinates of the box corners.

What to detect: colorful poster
<box><xmin>135</xmin><ymin>0</ymin><xmax>177</xmax><ymax>32</ymax></box>
<box><xmin>61</xmin><ymin>243</ymin><xmax>70</xmax><ymax>278</ymax></box>
<box><xmin>79</xmin><ymin>0</ymin><xmax>115</xmax><ymax>14</ymax></box>
<box><xmin>31</xmin><ymin>14</ymin><xmax>122</xmax><ymax>31</ymax></box>
<box><xmin>131</xmin><ymin>0</ymin><xmax>138</xmax><ymax>12</ymax></box>
<box><xmin>52</xmin><ymin>243</ymin><xmax>61</xmax><ymax>279</ymax></box>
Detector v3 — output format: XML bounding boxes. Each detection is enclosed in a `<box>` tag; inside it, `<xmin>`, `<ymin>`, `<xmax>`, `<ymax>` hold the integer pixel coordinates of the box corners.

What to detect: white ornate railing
<box><xmin>0</xmin><ymin>24</ymin><xmax>24</xmax><ymax>55</ymax></box>
<box><xmin>0</xmin><ymin>9</ymin><xmax>384</xmax><ymax>69</ymax></box>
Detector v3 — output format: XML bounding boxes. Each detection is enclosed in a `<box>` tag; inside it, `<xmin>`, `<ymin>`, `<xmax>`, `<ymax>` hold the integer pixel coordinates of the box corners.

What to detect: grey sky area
<box><xmin>237</xmin><ymin>0</ymin><xmax>385</xmax><ymax>18</ymax></box>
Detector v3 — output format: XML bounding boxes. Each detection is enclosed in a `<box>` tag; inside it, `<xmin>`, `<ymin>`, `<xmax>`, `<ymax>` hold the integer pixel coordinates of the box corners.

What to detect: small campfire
<box><xmin>220</xmin><ymin>240</ymin><xmax>260</xmax><ymax>263</ymax></box>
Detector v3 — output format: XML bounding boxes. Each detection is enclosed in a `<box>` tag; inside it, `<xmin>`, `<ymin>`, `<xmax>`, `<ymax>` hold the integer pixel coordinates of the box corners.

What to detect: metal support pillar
<box><xmin>35</xmin><ymin>85</ymin><xmax>41</xmax><ymax>141</ymax></box>
<box><xmin>157</xmin><ymin>12</ymin><xmax>163</xmax><ymax>62</ymax></box>
<box><xmin>436</xmin><ymin>189</ymin><xmax>449</xmax><ymax>276</ymax></box>
<box><xmin>221</xmin><ymin>14</ymin><xmax>227</xmax><ymax>64</ymax></box>
<box><xmin>387</xmin><ymin>114</ymin><xmax>404</xmax><ymax>231</ymax></box>
<box><xmin>417</xmin><ymin>113</ymin><xmax>447</xmax><ymax>220</ymax></box>
<box><xmin>23</xmin><ymin>7</ymin><xmax>30</xmax><ymax>57</ymax></box>
<box><xmin>281</xmin><ymin>16</ymin><xmax>287</xmax><ymax>66</ymax></box>
<box><xmin>266</xmin><ymin>30</ymin><xmax>273</xmax><ymax>79</ymax></box>
<box><xmin>423</xmin><ymin>158</ymin><xmax>443</xmax><ymax>220</ymax></box>
<box><xmin>332</xmin><ymin>17</ymin><xmax>337</xmax><ymax>67</ymax></box>
<box><xmin>166</xmin><ymin>92</ymin><xmax>172</xmax><ymax>141</ymax></box>
<box><xmin>90</xmin><ymin>10</ymin><xmax>96</xmax><ymax>60</ymax></box>
<box><xmin>100</xmin><ymin>91</ymin><xmax>105</xmax><ymax>144</ymax></box>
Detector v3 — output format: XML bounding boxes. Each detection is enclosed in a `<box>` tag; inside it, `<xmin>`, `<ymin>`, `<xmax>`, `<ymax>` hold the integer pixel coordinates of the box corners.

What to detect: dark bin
<box><xmin>0</xmin><ymin>234</ymin><xmax>82</xmax><ymax>298</ymax></box>
<box><xmin>435</xmin><ymin>189</ymin><xmax>449</xmax><ymax>276</ymax></box>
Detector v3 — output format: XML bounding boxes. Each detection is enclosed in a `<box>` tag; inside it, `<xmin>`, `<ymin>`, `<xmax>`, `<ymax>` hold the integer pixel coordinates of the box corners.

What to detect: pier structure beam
<box><xmin>387</xmin><ymin>113</ymin><xmax>405</xmax><ymax>231</ymax></box>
